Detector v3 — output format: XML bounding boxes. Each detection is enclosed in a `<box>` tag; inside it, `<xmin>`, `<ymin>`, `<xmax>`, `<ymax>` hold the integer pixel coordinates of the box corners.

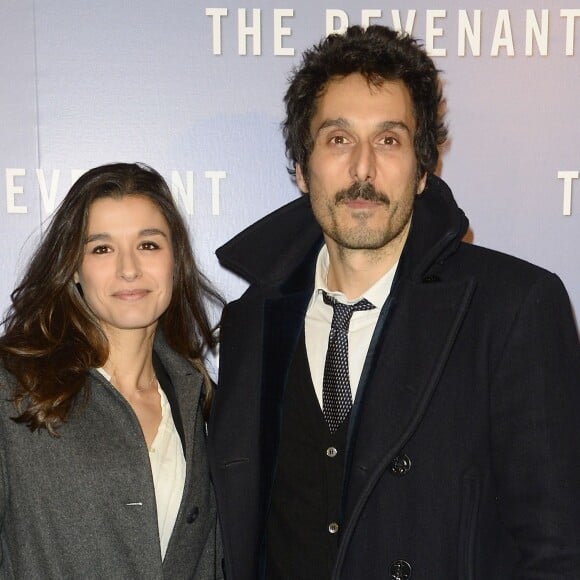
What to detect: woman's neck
<box><xmin>102</xmin><ymin>326</ymin><xmax>158</xmax><ymax>395</ymax></box>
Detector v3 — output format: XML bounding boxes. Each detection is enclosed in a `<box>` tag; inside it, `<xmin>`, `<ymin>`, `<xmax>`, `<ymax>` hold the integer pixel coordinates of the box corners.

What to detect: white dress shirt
<box><xmin>304</xmin><ymin>245</ymin><xmax>397</xmax><ymax>407</ymax></box>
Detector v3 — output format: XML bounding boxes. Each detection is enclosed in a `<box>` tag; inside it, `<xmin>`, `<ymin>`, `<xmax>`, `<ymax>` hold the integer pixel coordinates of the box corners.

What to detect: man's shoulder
<box><xmin>451</xmin><ymin>242</ymin><xmax>569</xmax><ymax>306</ymax></box>
<box><xmin>456</xmin><ymin>242</ymin><xmax>554</xmax><ymax>279</ymax></box>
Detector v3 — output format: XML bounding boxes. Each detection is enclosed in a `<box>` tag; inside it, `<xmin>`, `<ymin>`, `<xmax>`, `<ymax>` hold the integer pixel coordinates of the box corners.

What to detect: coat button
<box><xmin>390</xmin><ymin>453</ymin><xmax>412</xmax><ymax>477</ymax></box>
<box><xmin>390</xmin><ymin>559</ymin><xmax>412</xmax><ymax>579</ymax></box>
<box><xmin>326</xmin><ymin>446</ymin><xmax>338</xmax><ymax>458</ymax></box>
<box><xmin>328</xmin><ymin>522</ymin><xmax>339</xmax><ymax>534</ymax></box>
<box><xmin>186</xmin><ymin>506</ymin><xmax>199</xmax><ymax>523</ymax></box>
<box><xmin>422</xmin><ymin>274</ymin><xmax>440</xmax><ymax>283</ymax></box>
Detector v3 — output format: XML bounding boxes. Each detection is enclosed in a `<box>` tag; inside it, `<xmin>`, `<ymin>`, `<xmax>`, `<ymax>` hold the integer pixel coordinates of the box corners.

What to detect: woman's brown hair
<box><xmin>0</xmin><ymin>162</ymin><xmax>221</xmax><ymax>435</ymax></box>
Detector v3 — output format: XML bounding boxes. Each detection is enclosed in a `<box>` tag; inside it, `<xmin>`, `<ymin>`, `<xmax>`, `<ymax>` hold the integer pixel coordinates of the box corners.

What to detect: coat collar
<box><xmin>400</xmin><ymin>174</ymin><xmax>469</xmax><ymax>283</ymax></box>
<box><xmin>216</xmin><ymin>192</ymin><xmax>322</xmax><ymax>287</ymax></box>
<box><xmin>153</xmin><ymin>331</ymin><xmax>204</xmax><ymax>457</ymax></box>
<box><xmin>152</xmin><ymin>331</ymin><xmax>203</xmax><ymax>415</ymax></box>
<box><xmin>216</xmin><ymin>174</ymin><xmax>469</xmax><ymax>288</ymax></box>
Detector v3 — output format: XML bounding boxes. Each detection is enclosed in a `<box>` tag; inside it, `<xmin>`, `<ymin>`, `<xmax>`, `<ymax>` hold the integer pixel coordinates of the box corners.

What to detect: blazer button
<box><xmin>326</xmin><ymin>446</ymin><xmax>338</xmax><ymax>458</ymax></box>
<box><xmin>186</xmin><ymin>506</ymin><xmax>200</xmax><ymax>524</ymax></box>
<box><xmin>390</xmin><ymin>559</ymin><xmax>412</xmax><ymax>579</ymax></box>
<box><xmin>390</xmin><ymin>453</ymin><xmax>412</xmax><ymax>477</ymax></box>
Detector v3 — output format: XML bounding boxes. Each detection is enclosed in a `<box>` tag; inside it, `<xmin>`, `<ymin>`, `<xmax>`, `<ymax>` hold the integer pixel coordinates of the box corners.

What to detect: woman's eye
<box><xmin>140</xmin><ymin>241</ymin><xmax>160</xmax><ymax>250</ymax></box>
<box><xmin>91</xmin><ymin>245</ymin><xmax>110</xmax><ymax>255</ymax></box>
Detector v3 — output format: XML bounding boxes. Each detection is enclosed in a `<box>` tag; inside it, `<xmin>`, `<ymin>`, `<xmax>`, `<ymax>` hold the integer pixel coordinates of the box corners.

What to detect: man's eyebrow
<box><xmin>378</xmin><ymin>120</ymin><xmax>412</xmax><ymax>134</ymax></box>
<box><xmin>315</xmin><ymin>118</ymin><xmax>411</xmax><ymax>135</ymax></box>
<box><xmin>84</xmin><ymin>228</ymin><xmax>168</xmax><ymax>244</ymax></box>
<box><xmin>315</xmin><ymin>118</ymin><xmax>351</xmax><ymax>134</ymax></box>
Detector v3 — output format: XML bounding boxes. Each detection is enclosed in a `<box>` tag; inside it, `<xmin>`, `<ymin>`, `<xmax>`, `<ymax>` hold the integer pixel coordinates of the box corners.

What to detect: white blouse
<box><xmin>148</xmin><ymin>384</ymin><xmax>186</xmax><ymax>559</ymax></box>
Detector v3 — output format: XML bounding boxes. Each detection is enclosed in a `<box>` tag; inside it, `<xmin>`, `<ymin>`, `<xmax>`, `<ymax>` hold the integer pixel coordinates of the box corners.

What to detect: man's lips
<box><xmin>112</xmin><ymin>289</ymin><xmax>150</xmax><ymax>301</ymax></box>
<box><xmin>343</xmin><ymin>198</ymin><xmax>383</xmax><ymax>209</ymax></box>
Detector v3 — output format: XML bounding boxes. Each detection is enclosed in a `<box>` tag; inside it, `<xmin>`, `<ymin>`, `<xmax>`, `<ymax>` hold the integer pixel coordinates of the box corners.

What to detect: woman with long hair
<box><xmin>0</xmin><ymin>163</ymin><xmax>223</xmax><ymax>578</ymax></box>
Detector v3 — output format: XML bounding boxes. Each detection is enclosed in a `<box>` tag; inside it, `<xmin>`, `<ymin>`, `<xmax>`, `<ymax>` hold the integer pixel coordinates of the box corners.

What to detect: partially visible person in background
<box><xmin>0</xmin><ymin>163</ymin><xmax>223</xmax><ymax>579</ymax></box>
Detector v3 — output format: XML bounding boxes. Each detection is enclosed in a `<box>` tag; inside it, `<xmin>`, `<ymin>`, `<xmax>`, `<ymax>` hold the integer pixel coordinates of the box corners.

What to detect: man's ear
<box><xmin>417</xmin><ymin>173</ymin><xmax>428</xmax><ymax>195</ymax></box>
<box><xmin>295</xmin><ymin>164</ymin><xmax>309</xmax><ymax>194</ymax></box>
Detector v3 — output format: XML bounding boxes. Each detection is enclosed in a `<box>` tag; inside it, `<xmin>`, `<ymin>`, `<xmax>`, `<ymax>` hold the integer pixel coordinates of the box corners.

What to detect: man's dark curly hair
<box><xmin>283</xmin><ymin>25</ymin><xmax>447</xmax><ymax>179</ymax></box>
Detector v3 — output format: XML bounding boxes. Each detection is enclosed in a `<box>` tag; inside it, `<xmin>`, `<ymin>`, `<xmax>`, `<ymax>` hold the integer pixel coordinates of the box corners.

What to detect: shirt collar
<box><xmin>311</xmin><ymin>244</ymin><xmax>397</xmax><ymax>310</ymax></box>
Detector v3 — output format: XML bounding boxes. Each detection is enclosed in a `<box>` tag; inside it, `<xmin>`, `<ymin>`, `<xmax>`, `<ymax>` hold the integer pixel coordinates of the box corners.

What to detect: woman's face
<box><xmin>75</xmin><ymin>195</ymin><xmax>174</xmax><ymax>338</ymax></box>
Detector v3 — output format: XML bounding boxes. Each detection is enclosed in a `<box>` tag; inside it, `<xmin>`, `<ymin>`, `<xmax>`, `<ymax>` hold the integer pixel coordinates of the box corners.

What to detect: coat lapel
<box><xmin>152</xmin><ymin>335</ymin><xmax>206</xmax><ymax>528</ymax></box>
<box><xmin>153</xmin><ymin>334</ymin><xmax>203</xmax><ymax>457</ymax></box>
<box><xmin>260</xmin><ymin>291</ymin><xmax>311</xmax><ymax>501</ymax></box>
<box><xmin>342</xmin><ymin>277</ymin><xmax>476</xmax><ymax>530</ymax></box>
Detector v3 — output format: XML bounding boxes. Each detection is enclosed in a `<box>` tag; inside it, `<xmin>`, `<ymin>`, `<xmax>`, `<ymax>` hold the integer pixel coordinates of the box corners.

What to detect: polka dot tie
<box><xmin>322</xmin><ymin>291</ymin><xmax>376</xmax><ymax>433</ymax></box>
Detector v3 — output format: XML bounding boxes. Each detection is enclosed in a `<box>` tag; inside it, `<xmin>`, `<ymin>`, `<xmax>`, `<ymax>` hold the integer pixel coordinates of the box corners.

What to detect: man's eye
<box><xmin>330</xmin><ymin>135</ymin><xmax>348</xmax><ymax>145</ymax></box>
<box><xmin>380</xmin><ymin>136</ymin><xmax>398</xmax><ymax>146</ymax></box>
<box><xmin>140</xmin><ymin>241</ymin><xmax>160</xmax><ymax>250</ymax></box>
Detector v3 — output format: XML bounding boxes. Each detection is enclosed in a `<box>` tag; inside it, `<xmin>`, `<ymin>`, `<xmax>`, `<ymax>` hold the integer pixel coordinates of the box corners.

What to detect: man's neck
<box><xmin>325</xmin><ymin>226</ymin><xmax>409</xmax><ymax>300</ymax></box>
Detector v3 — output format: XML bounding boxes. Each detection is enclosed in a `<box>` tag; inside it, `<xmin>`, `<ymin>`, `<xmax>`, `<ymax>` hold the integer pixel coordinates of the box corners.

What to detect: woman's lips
<box><xmin>112</xmin><ymin>289</ymin><xmax>150</xmax><ymax>301</ymax></box>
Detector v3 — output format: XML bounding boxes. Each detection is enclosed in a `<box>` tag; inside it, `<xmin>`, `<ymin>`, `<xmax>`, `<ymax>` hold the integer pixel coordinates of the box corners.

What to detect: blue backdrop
<box><xmin>1</xmin><ymin>1</ymin><xmax>579</xmax><ymax>331</ymax></box>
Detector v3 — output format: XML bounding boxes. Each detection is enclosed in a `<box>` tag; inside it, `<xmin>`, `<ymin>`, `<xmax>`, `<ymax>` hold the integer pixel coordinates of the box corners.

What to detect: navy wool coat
<box><xmin>209</xmin><ymin>175</ymin><xmax>580</xmax><ymax>580</ymax></box>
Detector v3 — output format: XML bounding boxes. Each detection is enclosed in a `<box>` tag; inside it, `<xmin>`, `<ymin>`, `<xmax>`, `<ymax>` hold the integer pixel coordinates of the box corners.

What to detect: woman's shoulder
<box><xmin>0</xmin><ymin>363</ymin><xmax>19</xmax><ymax>424</ymax></box>
<box><xmin>0</xmin><ymin>363</ymin><xmax>17</xmax><ymax>394</ymax></box>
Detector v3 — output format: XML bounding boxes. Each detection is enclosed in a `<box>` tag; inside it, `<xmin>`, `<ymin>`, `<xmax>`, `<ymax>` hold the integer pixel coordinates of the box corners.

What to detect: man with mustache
<box><xmin>209</xmin><ymin>25</ymin><xmax>580</xmax><ymax>579</ymax></box>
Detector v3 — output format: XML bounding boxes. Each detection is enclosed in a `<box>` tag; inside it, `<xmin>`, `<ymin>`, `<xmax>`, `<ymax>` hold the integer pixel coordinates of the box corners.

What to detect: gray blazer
<box><xmin>0</xmin><ymin>332</ymin><xmax>223</xmax><ymax>579</ymax></box>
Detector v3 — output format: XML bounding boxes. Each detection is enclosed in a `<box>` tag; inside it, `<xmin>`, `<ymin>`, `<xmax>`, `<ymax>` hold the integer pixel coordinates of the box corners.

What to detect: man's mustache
<box><xmin>335</xmin><ymin>181</ymin><xmax>390</xmax><ymax>205</ymax></box>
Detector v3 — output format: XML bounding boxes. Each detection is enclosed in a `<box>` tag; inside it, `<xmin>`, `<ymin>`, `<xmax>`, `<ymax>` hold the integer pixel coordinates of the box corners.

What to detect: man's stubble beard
<box><xmin>319</xmin><ymin>179</ymin><xmax>418</xmax><ymax>251</ymax></box>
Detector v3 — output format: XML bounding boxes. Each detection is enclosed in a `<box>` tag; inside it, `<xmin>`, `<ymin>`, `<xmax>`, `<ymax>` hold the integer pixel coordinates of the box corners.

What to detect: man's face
<box><xmin>296</xmin><ymin>73</ymin><xmax>426</xmax><ymax>256</ymax></box>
